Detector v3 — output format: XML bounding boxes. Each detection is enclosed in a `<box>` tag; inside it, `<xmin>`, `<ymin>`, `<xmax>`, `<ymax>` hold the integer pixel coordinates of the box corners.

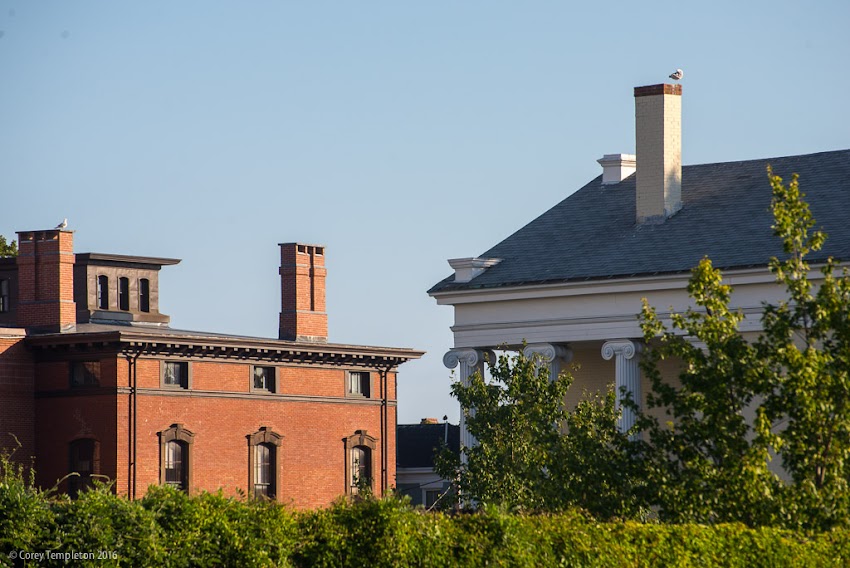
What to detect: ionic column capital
<box><xmin>601</xmin><ymin>339</ymin><xmax>642</xmax><ymax>361</ymax></box>
<box><xmin>443</xmin><ymin>348</ymin><xmax>494</xmax><ymax>369</ymax></box>
<box><xmin>522</xmin><ymin>343</ymin><xmax>573</xmax><ymax>364</ymax></box>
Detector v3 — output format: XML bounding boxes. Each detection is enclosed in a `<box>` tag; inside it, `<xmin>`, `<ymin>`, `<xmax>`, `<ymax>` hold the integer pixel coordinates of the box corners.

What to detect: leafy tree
<box><xmin>638</xmin><ymin>258</ymin><xmax>781</xmax><ymax>526</ymax></box>
<box><xmin>757</xmin><ymin>168</ymin><xmax>850</xmax><ymax>529</ymax></box>
<box><xmin>639</xmin><ymin>168</ymin><xmax>850</xmax><ymax>529</ymax></box>
<box><xmin>436</xmin><ymin>350</ymin><xmax>643</xmax><ymax>518</ymax></box>
<box><xmin>0</xmin><ymin>235</ymin><xmax>16</xmax><ymax>257</ymax></box>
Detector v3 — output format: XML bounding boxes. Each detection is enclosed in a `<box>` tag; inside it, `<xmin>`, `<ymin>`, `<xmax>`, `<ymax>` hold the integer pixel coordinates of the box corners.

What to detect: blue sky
<box><xmin>2</xmin><ymin>1</ymin><xmax>848</xmax><ymax>424</ymax></box>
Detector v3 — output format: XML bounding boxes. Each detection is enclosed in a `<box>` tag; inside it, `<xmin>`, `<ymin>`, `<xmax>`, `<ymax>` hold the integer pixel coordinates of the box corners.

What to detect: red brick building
<box><xmin>0</xmin><ymin>228</ymin><xmax>422</xmax><ymax>508</ymax></box>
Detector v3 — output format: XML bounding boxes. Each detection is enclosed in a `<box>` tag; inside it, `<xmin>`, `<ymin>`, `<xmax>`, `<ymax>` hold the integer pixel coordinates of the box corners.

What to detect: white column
<box><xmin>601</xmin><ymin>339</ymin><xmax>643</xmax><ymax>436</ymax></box>
<box><xmin>443</xmin><ymin>348</ymin><xmax>493</xmax><ymax>462</ymax></box>
<box><xmin>522</xmin><ymin>343</ymin><xmax>572</xmax><ymax>382</ymax></box>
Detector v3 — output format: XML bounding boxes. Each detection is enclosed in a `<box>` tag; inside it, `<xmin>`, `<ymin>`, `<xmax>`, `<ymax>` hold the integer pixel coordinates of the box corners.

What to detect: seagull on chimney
<box><xmin>55</xmin><ymin>218</ymin><xmax>68</xmax><ymax>229</ymax></box>
<box><xmin>669</xmin><ymin>68</ymin><xmax>683</xmax><ymax>81</ymax></box>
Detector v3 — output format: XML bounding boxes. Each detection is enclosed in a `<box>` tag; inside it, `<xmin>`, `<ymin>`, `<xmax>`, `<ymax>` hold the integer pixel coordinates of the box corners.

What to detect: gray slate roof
<box><xmin>429</xmin><ymin>149</ymin><xmax>850</xmax><ymax>294</ymax></box>
<box><xmin>397</xmin><ymin>423</ymin><xmax>460</xmax><ymax>468</ymax></box>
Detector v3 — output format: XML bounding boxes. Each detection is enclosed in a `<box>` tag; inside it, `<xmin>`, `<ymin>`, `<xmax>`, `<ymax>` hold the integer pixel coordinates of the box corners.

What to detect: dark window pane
<box><xmin>165</xmin><ymin>441</ymin><xmax>186</xmax><ymax>489</ymax></box>
<box><xmin>0</xmin><ymin>278</ymin><xmax>9</xmax><ymax>312</ymax></box>
<box><xmin>163</xmin><ymin>362</ymin><xmax>188</xmax><ymax>388</ymax></box>
<box><xmin>139</xmin><ymin>278</ymin><xmax>150</xmax><ymax>312</ymax></box>
<box><xmin>69</xmin><ymin>439</ymin><xmax>96</xmax><ymax>498</ymax></box>
<box><xmin>118</xmin><ymin>277</ymin><xmax>129</xmax><ymax>311</ymax></box>
<box><xmin>71</xmin><ymin>361</ymin><xmax>101</xmax><ymax>388</ymax></box>
<box><xmin>97</xmin><ymin>275</ymin><xmax>109</xmax><ymax>310</ymax></box>
<box><xmin>253</xmin><ymin>367</ymin><xmax>274</xmax><ymax>392</ymax></box>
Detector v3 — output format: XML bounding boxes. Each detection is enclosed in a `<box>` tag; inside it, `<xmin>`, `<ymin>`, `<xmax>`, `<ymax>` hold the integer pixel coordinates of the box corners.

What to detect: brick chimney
<box><xmin>634</xmin><ymin>84</ymin><xmax>682</xmax><ymax>223</ymax></box>
<box><xmin>16</xmin><ymin>229</ymin><xmax>77</xmax><ymax>332</ymax></box>
<box><xmin>278</xmin><ymin>243</ymin><xmax>327</xmax><ymax>343</ymax></box>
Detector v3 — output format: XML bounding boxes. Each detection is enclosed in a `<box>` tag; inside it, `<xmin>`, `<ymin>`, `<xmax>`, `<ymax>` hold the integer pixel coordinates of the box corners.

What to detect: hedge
<box><xmin>2</xmin><ymin>480</ymin><xmax>848</xmax><ymax>567</ymax></box>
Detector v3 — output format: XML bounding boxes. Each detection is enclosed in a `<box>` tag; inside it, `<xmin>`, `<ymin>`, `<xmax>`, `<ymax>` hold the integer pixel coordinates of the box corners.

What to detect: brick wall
<box><xmin>34</xmin><ymin>353</ymin><xmax>396</xmax><ymax>509</ymax></box>
<box><xmin>0</xmin><ymin>331</ymin><xmax>34</xmax><ymax>465</ymax></box>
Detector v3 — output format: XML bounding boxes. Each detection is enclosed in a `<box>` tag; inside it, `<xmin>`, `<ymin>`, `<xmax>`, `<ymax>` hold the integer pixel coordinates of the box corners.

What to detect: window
<box><xmin>248</xmin><ymin>427</ymin><xmax>282</xmax><ymax>500</ymax></box>
<box><xmin>118</xmin><ymin>277</ymin><xmax>129</xmax><ymax>311</ymax></box>
<box><xmin>164</xmin><ymin>441</ymin><xmax>187</xmax><ymax>489</ymax></box>
<box><xmin>68</xmin><ymin>438</ymin><xmax>98</xmax><ymax>498</ymax></box>
<box><xmin>70</xmin><ymin>361</ymin><xmax>101</xmax><ymax>388</ymax></box>
<box><xmin>0</xmin><ymin>278</ymin><xmax>9</xmax><ymax>313</ymax></box>
<box><xmin>344</xmin><ymin>430</ymin><xmax>377</xmax><ymax>496</ymax></box>
<box><xmin>96</xmin><ymin>275</ymin><xmax>109</xmax><ymax>310</ymax></box>
<box><xmin>162</xmin><ymin>361</ymin><xmax>190</xmax><ymax>389</ymax></box>
<box><xmin>160</xmin><ymin>424</ymin><xmax>194</xmax><ymax>491</ymax></box>
<box><xmin>252</xmin><ymin>366</ymin><xmax>276</xmax><ymax>393</ymax></box>
<box><xmin>254</xmin><ymin>444</ymin><xmax>274</xmax><ymax>498</ymax></box>
<box><xmin>139</xmin><ymin>278</ymin><xmax>150</xmax><ymax>312</ymax></box>
<box><xmin>350</xmin><ymin>446</ymin><xmax>372</xmax><ymax>494</ymax></box>
<box><xmin>347</xmin><ymin>371</ymin><xmax>370</xmax><ymax>397</ymax></box>
<box><xmin>425</xmin><ymin>489</ymin><xmax>441</xmax><ymax>509</ymax></box>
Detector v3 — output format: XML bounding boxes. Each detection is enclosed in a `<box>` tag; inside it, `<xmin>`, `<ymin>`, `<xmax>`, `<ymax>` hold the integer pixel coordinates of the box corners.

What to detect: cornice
<box><xmin>431</xmin><ymin>265</ymin><xmax>829</xmax><ymax>305</ymax></box>
<box><xmin>25</xmin><ymin>329</ymin><xmax>423</xmax><ymax>369</ymax></box>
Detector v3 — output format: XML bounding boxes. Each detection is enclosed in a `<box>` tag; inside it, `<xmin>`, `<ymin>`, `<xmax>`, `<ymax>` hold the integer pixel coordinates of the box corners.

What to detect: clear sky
<box><xmin>2</xmin><ymin>1</ymin><xmax>848</xmax><ymax>425</ymax></box>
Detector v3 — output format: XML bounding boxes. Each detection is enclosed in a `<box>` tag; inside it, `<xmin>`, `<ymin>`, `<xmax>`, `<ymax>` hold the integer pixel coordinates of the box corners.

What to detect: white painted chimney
<box><xmin>448</xmin><ymin>257</ymin><xmax>502</xmax><ymax>283</ymax></box>
<box><xmin>597</xmin><ymin>154</ymin><xmax>636</xmax><ymax>185</ymax></box>
<box><xmin>634</xmin><ymin>84</ymin><xmax>682</xmax><ymax>223</ymax></box>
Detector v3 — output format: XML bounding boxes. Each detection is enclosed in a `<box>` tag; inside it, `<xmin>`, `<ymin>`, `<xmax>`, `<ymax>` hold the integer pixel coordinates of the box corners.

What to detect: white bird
<box><xmin>669</xmin><ymin>68</ymin><xmax>683</xmax><ymax>81</ymax></box>
<box><xmin>55</xmin><ymin>218</ymin><xmax>68</xmax><ymax>229</ymax></box>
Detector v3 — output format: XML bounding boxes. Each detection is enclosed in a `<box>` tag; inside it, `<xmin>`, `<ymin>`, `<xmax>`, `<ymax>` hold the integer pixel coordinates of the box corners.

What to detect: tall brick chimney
<box><xmin>279</xmin><ymin>243</ymin><xmax>327</xmax><ymax>343</ymax></box>
<box><xmin>16</xmin><ymin>229</ymin><xmax>77</xmax><ymax>332</ymax></box>
<box><xmin>634</xmin><ymin>84</ymin><xmax>682</xmax><ymax>223</ymax></box>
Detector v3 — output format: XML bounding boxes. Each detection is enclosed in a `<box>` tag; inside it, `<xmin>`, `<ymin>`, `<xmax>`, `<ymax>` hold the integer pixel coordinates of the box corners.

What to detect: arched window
<box><xmin>248</xmin><ymin>427</ymin><xmax>282</xmax><ymax>500</ymax></box>
<box><xmin>159</xmin><ymin>424</ymin><xmax>194</xmax><ymax>492</ymax></box>
<box><xmin>344</xmin><ymin>430</ymin><xmax>377</xmax><ymax>496</ymax></box>
<box><xmin>96</xmin><ymin>275</ymin><xmax>109</xmax><ymax>310</ymax></box>
<box><xmin>139</xmin><ymin>278</ymin><xmax>150</xmax><ymax>312</ymax></box>
<box><xmin>68</xmin><ymin>438</ymin><xmax>99</xmax><ymax>498</ymax></box>
<box><xmin>164</xmin><ymin>441</ymin><xmax>187</xmax><ymax>489</ymax></box>
<box><xmin>118</xmin><ymin>277</ymin><xmax>130</xmax><ymax>311</ymax></box>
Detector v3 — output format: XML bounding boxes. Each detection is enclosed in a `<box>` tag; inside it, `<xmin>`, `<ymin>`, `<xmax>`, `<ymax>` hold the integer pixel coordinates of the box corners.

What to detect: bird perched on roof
<box><xmin>55</xmin><ymin>218</ymin><xmax>68</xmax><ymax>229</ymax></box>
<box><xmin>669</xmin><ymin>68</ymin><xmax>683</xmax><ymax>81</ymax></box>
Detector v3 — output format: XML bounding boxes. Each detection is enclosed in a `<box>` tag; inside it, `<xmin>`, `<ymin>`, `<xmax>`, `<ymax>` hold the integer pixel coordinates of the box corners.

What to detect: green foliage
<box><xmin>0</xmin><ymin>463</ymin><xmax>847</xmax><ymax>568</ymax></box>
<box><xmin>638</xmin><ymin>168</ymin><xmax>850</xmax><ymax>530</ymax></box>
<box><xmin>0</xmin><ymin>452</ymin><xmax>54</xmax><ymax>563</ymax></box>
<box><xmin>638</xmin><ymin>257</ymin><xmax>781</xmax><ymax>525</ymax></box>
<box><xmin>437</xmin><ymin>350</ymin><xmax>642</xmax><ymax>518</ymax></box>
<box><xmin>554</xmin><ymin>387</ymin><xmax>647</xmax><ymax>519</ymax></box>
<box><xmin>436</xmin><ymin>350</ymin><xmax>571</xmax><ymax>512</ymax></box>
<box><xmin>757</xmin><ymin>168</ymin><xmax>850</xmax><ymax>530</ymax></box>
<box><xmin>0</xmin><ymin>235</ymin><xmax>17</xmax><ymax>258</ymax></box>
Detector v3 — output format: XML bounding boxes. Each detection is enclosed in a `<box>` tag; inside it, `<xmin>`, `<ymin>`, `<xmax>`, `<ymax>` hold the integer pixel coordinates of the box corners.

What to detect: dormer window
<box><xmin>118</xmin><ymin>277</ymin><xmax>129</xmax><ymax>311</ymax></box>
<box><xmin>96</xmin><ymin>275</ymin><xmax>109</xmax><ymax>310</ymax></box>
<box><xmin>139</xmin><ymin>278</ymin><xmax>150</xmax><ymax>312</ymax></box>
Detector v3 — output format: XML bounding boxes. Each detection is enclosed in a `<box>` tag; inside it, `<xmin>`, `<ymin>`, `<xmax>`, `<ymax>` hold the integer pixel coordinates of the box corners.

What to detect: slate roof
<box><xmin>397</xmin><ymin>423</ymin><xmax>460</xmax><ymax>469</ymax></box>
<box><xmin>429</xmin><ymin>149</ymin><xmax>850</xmax><ymax>294</ymax></box>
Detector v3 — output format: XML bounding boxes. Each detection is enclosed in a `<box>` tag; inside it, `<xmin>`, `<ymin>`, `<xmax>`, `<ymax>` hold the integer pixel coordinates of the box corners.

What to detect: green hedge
<box><xmin>1</xmin><ymin>481</ymin><xmax>848</xmax><ymax>566</ymax></box>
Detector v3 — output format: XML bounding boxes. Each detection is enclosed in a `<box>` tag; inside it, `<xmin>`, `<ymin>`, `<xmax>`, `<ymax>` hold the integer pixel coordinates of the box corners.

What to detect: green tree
<box><xmin>0</xmin><ymin>235</ymin><xmax>16</xmax><ymax>257</ymax></box>
<box><xmin>637</xmin><ymin>258</ymin><xmax>781</xmax><ymax>526</ymax></box>
<box><xmin>639</xmin><ymin>168</ymin><xmax>850</xmax><ymax>529</ymax></box>
<box><xmin>436</xmin><ymin>350</ymin><xmax>643</xmax><ymax>518</ymax></box>
<box><xmin>757</xmin><ymin>168</ymin><xmax>850</xmax><ymax>529</ymax></box>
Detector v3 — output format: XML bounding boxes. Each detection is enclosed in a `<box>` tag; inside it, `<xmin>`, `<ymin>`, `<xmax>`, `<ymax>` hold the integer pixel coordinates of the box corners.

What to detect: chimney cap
<box><xmin>634</xmin><ymin>84</ymin><xmax>682</xmax><ymax>97</ymax></box>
